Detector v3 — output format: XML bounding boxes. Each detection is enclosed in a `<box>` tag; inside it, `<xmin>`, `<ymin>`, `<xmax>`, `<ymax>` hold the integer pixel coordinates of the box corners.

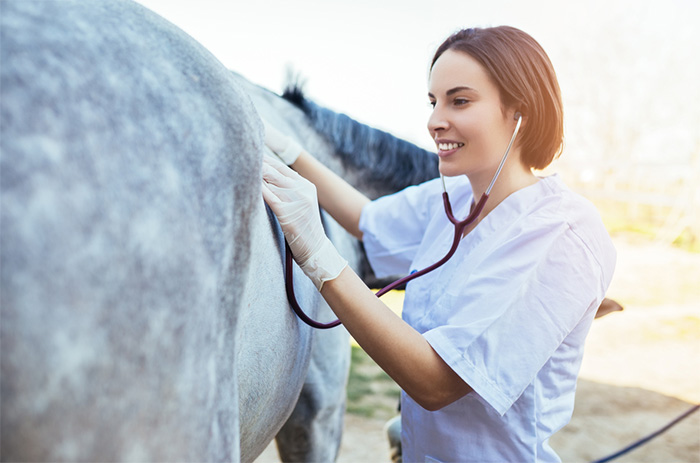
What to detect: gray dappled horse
<box><xmin>0</xmin><ymin>1</ymin><xmax>438</xmax><ymax>461</ymax></box>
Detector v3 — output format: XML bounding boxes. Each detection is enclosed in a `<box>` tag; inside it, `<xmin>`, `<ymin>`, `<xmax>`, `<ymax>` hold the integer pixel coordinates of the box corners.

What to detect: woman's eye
<box><xmin>428</xmin><ymin>101</ymin><xmax>436</xmax><ymax>108</ymax></box>
<box><xmin>454</xmin><ymin>98</ymin><xmax>470</xmax><ymax>106</ymax></box>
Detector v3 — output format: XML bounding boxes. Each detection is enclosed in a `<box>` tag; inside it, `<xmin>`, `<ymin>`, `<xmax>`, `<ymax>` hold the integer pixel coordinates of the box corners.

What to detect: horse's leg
<box><xmin>274</xmin><ymin>322</ymin><xmax>350</xmax><ymax>462</ymax></box>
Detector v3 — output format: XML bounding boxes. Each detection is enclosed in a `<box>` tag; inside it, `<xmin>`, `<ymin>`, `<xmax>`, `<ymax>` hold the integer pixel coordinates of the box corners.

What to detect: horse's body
<box><xmin>0</xmin><ymin>1</ymin><xmax>342</xmax><ymax>460</ymax></box>
<box><xmin>1</xmin><ymin>1</ymin><xmax>439</xmax><ymax>461</ymax></box>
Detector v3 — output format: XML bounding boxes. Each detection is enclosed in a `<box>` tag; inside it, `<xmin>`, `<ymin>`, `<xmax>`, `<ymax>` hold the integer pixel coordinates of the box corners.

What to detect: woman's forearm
<box><xmin>290</xmin><ymin>151</ymin><xmax>370</xmax><ymax>240</ymax></box>
<box><xmin>320</xmin><ymin>266</ymin><xmax>472</xmax><ymax>411</ymax></box>
<box><xmin>279</xmin><ymin>147</ymin><xmax>471</xmax><ymax>408</ymax></box>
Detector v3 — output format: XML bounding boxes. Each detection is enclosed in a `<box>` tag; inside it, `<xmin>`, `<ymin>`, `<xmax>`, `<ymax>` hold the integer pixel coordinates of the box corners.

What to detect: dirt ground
<box><xmin>257</xmin><ymin>235</ymin><xmax>700</xmax><ymax>462</ymax></box>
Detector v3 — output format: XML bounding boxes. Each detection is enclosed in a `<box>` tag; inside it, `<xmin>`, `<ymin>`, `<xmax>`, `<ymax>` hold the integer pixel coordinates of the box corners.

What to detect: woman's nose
<box><xmin>427</xmin><ymin>105</ymin><xmax>448</xmax><ymax>136</ymax></box>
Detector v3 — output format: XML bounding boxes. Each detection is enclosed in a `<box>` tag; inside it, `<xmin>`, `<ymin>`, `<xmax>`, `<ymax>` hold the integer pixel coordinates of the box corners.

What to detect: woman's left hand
<box><xmin>262</xmin><ymin>155</ymin><xmax>347</xmax><ymax>290</ymax></box>
<box><xmin>262</xmin><ymin>119</ymin><xmax>303</xmax><ymax>165</ymax></box>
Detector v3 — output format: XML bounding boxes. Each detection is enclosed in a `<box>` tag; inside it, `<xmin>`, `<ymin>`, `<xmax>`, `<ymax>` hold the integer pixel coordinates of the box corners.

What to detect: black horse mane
<box><xmin>282</xmin><ymin>84</ymin><xmax>439</xmax><ymax>193</ymax></box>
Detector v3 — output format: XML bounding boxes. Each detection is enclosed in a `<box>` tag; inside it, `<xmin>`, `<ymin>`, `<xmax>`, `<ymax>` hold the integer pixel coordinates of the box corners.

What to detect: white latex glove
<box><xmin>261</xmin><ymin>155</ymin><xmax>348</xmax><ymax>291</ymax></box>
<box><xmin>263</xmin><ymin>118</ymin><xmax>303</xmax><ymax>165</ymax></box>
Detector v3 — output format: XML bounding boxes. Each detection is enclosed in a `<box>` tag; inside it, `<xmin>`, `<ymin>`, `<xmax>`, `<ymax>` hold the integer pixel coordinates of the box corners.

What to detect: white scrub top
<box><xmin>359</xmin><ymin>174</ymin><xmax>616</xmax><ymax>463</ymax></box>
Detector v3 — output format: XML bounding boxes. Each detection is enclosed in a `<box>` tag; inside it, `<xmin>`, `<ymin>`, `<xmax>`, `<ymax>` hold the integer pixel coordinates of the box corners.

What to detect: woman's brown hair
<box><xmin>431</xmin><ymin>26</ymin><xmax>564</xmax><ymax>170</ymax></box>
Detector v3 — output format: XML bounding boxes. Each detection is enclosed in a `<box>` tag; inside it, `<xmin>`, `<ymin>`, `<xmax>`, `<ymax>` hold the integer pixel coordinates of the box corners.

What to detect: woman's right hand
<box><xmin>262</xmin><ymin>155</ymin><xmax>348</xmax><ymax>290</ymax></box>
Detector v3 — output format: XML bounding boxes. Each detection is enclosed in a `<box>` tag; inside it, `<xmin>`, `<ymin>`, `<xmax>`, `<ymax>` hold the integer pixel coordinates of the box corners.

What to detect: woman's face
<box><xmin>428</xmin><ymin>49</ymin><xmax>519</xmax><ymax>179</ymax></box>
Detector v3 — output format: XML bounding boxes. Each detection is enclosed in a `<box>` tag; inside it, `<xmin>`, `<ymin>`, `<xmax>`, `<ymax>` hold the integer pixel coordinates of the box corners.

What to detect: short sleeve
<box><xmin>358</xmin><ymin>177</ymin><xmax>448</xmax><ymax>277</ymax></box>
<box><xmin>423</xmin><ymin>203</ymin><xmax>615</xmax><ymax>415</ymax></box>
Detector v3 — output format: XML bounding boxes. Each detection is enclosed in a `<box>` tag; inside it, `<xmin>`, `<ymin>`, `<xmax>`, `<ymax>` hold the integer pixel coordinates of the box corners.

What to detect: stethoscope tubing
<box><xmin>285</xmin><ymin>114</ymin><xmax>522</xmax><ymax>329</ymax></box>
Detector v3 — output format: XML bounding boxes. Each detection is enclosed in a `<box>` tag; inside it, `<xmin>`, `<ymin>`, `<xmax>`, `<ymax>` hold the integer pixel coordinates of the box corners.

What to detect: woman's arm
<box><xmin>321</xmin><ymin>267</ymin><xmax>472</xmax><ymax>411</ymax></box>
<box><xmin>290</xmin><ymin>151</ymin><xmax>370</xmax><ymax>240</ymax></box>
<box><xmin>262</xmin><ymin>153</ymin><xmax>471</xmax><ymax>410</ymax></box>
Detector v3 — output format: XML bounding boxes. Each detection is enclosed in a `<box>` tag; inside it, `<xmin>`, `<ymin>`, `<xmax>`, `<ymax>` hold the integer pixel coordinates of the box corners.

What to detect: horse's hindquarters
<box><xmin>1</xmin><ymin>1</ymin><xmax>260</xmax><ymax>461</ymax></box>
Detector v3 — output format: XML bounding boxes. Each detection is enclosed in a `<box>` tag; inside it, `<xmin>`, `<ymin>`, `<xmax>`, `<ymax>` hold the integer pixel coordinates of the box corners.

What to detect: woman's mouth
<box><xmin>437</xmin><ymin>141</ymin><xmax>464</xmax><ymax>156</ymax></box>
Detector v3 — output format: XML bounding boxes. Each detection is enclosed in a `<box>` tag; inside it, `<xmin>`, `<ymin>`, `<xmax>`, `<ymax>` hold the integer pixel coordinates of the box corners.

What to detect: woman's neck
<box><xmin>463</xmin><ymin>161</ymin><xmax>538</xmax><ymax>236</ymax></box>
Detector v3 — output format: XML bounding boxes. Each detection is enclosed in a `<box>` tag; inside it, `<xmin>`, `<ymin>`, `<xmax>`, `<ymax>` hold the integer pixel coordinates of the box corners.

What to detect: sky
<box><xmin>136</xmin><ymin>0</ymin><xmax>699</xmax><ymax>169</ymax></box>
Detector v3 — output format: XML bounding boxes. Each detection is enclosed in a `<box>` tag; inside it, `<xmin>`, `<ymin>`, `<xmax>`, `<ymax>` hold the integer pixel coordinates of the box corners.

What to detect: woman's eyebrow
<box><xmin>428</xmin><ymin>86</ymin><xmax>477</xmax><ymax>99</ymax></box>
<box><xmin>446</xmin><ymin>86</ymin><xmax>476</xmax><ymax>96</ymax></box>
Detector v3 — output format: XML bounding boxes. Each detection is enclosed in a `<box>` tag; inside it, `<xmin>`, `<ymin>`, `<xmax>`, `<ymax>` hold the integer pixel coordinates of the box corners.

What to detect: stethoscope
<box><xmin>285</xmin><ymin>112</ymin><xmax>523</xmax><ymax>329</ymax></box>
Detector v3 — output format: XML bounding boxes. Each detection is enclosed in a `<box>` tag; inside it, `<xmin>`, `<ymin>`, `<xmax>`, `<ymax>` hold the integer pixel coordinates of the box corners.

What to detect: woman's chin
<box><xmin>438</xmin><ymin>162</ymin><xmax>464</xmax><ymax>178</ymax></box>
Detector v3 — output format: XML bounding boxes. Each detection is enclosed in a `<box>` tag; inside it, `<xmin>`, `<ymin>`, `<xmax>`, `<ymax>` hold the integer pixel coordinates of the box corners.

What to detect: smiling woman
<box><xmin>428</xmin><ymin>50</ymin><xmax>533</xmax><ymax>206</ymax></box>
<box><xmin>260</xmin><ymin>24</ymin><xmax>617</xmax><ymax>463</ymax></box>
<box><xmin>430</xmin><ymin>26</ymin><xmax>564</xmax><ymax>172</ymax></box>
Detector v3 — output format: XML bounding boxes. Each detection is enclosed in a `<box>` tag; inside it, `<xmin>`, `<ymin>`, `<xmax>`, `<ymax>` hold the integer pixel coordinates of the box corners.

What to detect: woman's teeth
<box><xmin>438</xmin><ymin>142</ymin><xmax>464</xmax><ymax>151</ymax></box>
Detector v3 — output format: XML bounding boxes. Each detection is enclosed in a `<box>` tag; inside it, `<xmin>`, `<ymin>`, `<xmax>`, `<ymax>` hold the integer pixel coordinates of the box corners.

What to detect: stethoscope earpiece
<box><xmin>514</xmin><ymin>111</ymin><xmax>522</xmax><ymax>122</ymax></box>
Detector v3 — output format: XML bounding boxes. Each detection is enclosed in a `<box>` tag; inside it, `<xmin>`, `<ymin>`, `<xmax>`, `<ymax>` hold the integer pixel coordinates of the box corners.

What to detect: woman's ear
<box><xmin>513</xmin><ymin>109</ymin><xmax>527</xmax><ymax>132</ymax></box>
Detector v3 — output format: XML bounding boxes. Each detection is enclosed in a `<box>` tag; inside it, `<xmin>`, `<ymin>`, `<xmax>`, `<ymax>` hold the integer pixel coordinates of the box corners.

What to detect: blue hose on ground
<box><xmin>591</xmin><ymin>403</ymin><xmax>700</xmax><ymax>463</ymax></box>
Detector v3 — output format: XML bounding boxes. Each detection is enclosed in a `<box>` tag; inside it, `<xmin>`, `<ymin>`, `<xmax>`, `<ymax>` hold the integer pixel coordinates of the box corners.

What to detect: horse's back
<box><xmin>1</xmin><ymin>1</ymin><xmax>259</xmax><ymax>461</ymax></box>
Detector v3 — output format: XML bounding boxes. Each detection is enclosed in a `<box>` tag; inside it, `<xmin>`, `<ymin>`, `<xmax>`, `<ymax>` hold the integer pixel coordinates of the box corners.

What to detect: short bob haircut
<box><xmin>430</xmin><ymin>26</ymin><xmax>564</xmax><ymax>171</ymax></box>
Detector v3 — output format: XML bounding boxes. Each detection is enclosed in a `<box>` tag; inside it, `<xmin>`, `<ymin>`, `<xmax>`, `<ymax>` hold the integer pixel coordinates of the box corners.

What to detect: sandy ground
<box><xmin>257</xmin><ymin>235</ymin><xmax>700</xmax><ymax>462</ymax></box>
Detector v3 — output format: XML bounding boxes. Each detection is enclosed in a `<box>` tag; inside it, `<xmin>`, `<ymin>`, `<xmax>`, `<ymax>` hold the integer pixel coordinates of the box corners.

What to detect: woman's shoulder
<box><xmin>536</xmin><ymin>174</ymin><xmax>605</xmax><ymax>227</ymax></box>
<box><xmin>531</xmin><ymin>174</ymin><xmax>616</xmax><ymax>276</ymax></box>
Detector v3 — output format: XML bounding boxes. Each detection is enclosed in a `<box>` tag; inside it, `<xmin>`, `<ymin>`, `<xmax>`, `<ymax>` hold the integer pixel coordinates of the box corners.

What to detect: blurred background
<box><xmin>136</xmin><ymin>1</ymin><xmax>699</xmax><ymax>461</ymax></box>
